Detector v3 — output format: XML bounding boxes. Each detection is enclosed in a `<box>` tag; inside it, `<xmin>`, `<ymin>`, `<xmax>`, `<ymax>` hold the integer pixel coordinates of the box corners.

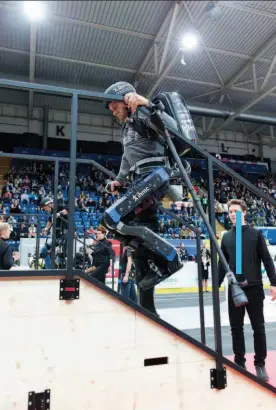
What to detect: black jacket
<box><xmin>0</xmin><ymin>239</ymin><xmax>14</xmax><ymax>270</ymax></box>
<box><xmin>92</xmin><ymin>239</ymin><xmax>113</xmax><ymax>268</ymax></box>
<box><xmin>219</xmin><ymin>225</ymin><xmax>276</xmax><ymax>287</ymax></box>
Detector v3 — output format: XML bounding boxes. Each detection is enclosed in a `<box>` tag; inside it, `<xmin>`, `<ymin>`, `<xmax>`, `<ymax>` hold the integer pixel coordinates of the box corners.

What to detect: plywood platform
<box><xmin>0</xmin><ymin>277</ymin><xmax>275</xmax><ymax>409</ymax></box>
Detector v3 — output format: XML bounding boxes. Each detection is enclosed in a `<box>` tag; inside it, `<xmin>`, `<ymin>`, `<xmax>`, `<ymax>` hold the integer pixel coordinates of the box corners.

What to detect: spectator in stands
<box><xmin>200</xmin><ymin>241</ymin><xmax>211</xmax><ymax>292</ymax></box>
<box><xmin>10</xmin><ymin>199</ymin><xmax>21</xmax><ymax>214</ymax></box>
<box><xmin>77</xmin><ymin>198</ymin><xmax>88</xmax><ymax>212</ymax></box>
<box><xmin>39</xmin><ymin>186</ymin><xmax>46</xmax><ymax>198</ymax></box>
<box><xmin>170</xmin><ymin>201</ymin><xmax>178</xmax><ymax>213</ymax></box>
<box><xmin>85</xmin><ymin>226</ymin><xmax>113</xmax><ymax>284</ymax></box>
<box><xmin>0</xmin><ymin>223</ymin><xmax>19</xmax><ymax>269</ymax></box>
<box><xmin>57</xmin><ymin>191</ymin><xmax>64</xmax><ymax>205</ymax></box>
<box><xmin>201</xmin><ymin>195</ymin><xmax>208</xmax><ymax>213</ymax></box>
<box><xmin>102</xmin><ymin>193</ymin><xmax>111</xmax><ymax>208</ymax></box>
<box><xmin>97</xmin><ymin>198</ymin><xmax>105</xmax><ymax>212</ymax></box>
<box><xmin>97</xmin><ymin>183</ymin><xmax>105</xmax><ymax>195</ymax></box>
<box><xmin>2</xmin><ymin>206</ymin><xmax>8</xmax><ymax>215</ymax></box>
<box><xmin>7</xmin><ymin>215</ymin><xmax>16</xmax><ymax>225</ymax></box>
<box><xmin>20</xmin><ymin>223</ymin><xmax>29</xmax><ymax>238</ymax></box>
<box><xmin>29</xmin><ymin>190</ymin><xmax>38</xmax><ymax>204</ymax></box>
<box><xmin>79</xmin><ymin>191</ymin><xmax>85</xmax><ymax>201</ymax></box>
<box><xmin>21</xmin><ymin>189</ymin><xmax>29</xmax><ymax>204</ymax></box>
<box><xmin>3</xmin><ymin>188</ymin><xmax>12</xmax><ymax>201</ymax></box>
<box><xmin>28</xmin><ymin>223</ymin><xmax>36</xmax><ymax>238</ymax></box>
<box><xmin>179</xmin><ymin>243</ymin><xmax>189</xmax><ymax>262</ymax></box>
<box><xmin>218</xmin><ymin>199</ymin><xmax>276</xmax><ymax>382</ymax></box>
<box><xmin>159</xmin><ymin>220</ymin><xmax>167</xmax><ymax>235</ymax></box>
<box><xmin>179</xmin><ymin>226</ymin><xmax>185</xmax><ymax>239</ymax></box>
<box><xmin>120</xmin><ymin>248</ymin><xmax>138</xmax><ymax>303</ymax></box>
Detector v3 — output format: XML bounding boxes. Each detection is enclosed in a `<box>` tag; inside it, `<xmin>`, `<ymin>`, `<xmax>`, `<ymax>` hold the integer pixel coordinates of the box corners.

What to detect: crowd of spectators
<box><xmin>0</xmin><ymin>160</ymin><xmax>209</xmax><ymax>245</ymax></box>
<box><xmin>199</xmin><ymin>172</ymin><xmax>276</xmax><ymax>230</ymax></box>
<box><xmin>1</xmin><ymin>160</ymin><xmax>275</xmax><ymax>255</ymax></box>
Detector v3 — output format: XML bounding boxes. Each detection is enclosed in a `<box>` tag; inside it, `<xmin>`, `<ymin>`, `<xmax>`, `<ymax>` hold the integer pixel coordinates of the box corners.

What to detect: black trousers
<box><xmin>89</xmin><ymin>264</ymin><xmax>108</xmax><ymax>284</ymax></box>
<box><xmin>132</xmin><ymin>209</ymin><xmax>159</xmax><ymax>315</ymax></box>
<box><xmin>228</xmin><ymin>286</ymin><xmax>266</xmax><ymax>366</ymax></box>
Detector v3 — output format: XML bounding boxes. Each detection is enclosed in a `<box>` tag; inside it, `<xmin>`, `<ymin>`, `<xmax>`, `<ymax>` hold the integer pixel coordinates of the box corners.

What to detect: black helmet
<box><xmin>40</xmin><ymin>197</ymin><xmax>53</xmax><ymax>208</ymax></box>
<box><xmin>104</xmin><ymin>81</ymin><xmax>136</xmax><ymax>109</ymax></box>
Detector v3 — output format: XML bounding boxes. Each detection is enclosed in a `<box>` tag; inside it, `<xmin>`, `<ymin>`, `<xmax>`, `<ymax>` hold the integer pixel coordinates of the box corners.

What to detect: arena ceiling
<box><xmin>1</xmin><ymin>1</ymin><xmax>276</xmax><ymax>140</ymax></box>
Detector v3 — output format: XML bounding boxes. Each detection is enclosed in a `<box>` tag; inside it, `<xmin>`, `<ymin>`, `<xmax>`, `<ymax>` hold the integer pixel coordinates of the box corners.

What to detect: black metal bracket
<box><xmin>59</xmin><ymin>279</ymin><xmax>80</xmax><ymax>300</ymax></box>
<box><xmin>28</xmin><ymin>390</ymin><xmax>50</xmax><ymax>410</ymax></box>
<box><xmin>210</xmin><ymin>367</ymin><xmax>227</xmax><ymax>390</ymax></box>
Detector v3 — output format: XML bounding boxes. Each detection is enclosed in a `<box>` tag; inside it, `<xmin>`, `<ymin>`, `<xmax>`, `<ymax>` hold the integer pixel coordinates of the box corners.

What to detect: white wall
<box><xmin>0</xmin><ymin>103</ymin><xmax>273</xmax><ymax>158</ymax></box>
<box><xmin>0</xmin><ymin>104</ymin><xmax>122</xmax><ymax>143</ymax></box>
<box><xmin>197</xmin><ymin>128</ymin><xmax>261</xmax><ymax>157</ymax></box>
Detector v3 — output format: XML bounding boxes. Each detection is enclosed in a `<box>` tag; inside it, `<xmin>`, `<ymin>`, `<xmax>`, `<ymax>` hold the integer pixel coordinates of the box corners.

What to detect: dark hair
<box><xmin>97</xmin><ymin>225</ymin><xmax>107</xmax><ymax>235</ymax></box>
<box><xmin>227</xmin><ymin>199</ymin><xmax>247</xmax><ymax>212</ymax></box>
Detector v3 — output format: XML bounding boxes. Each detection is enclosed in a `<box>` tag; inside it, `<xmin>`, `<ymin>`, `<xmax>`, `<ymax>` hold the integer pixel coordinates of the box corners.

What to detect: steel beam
<box><xmin>153</xmin><ymin>41</ymin><xmax>159</xmax><ymax>75</ymax></box>
<box><xmin>1</xmin><ymin>78</ymin><xmax>276</xmax><ymax>126</ymax></box>
<box><xmin>28</xmin><ymin>23</ymin><xmax>37</xmax><ymax>122</ymax></box>
<box><xmin>137</xmin><ymin>10</ymin><xmax>172</xmax><ymax>76</ymax></box>
<box><xmin>147</xmin><ymin>51</ymin><xmax>181</xmax><ymax>97</ymax></box>
<box><xmin>252</xmin><ymin>62</ymin><xmax>258</xmax><ymax>92</ymax></box>
<box><xmin>190</xmin><ymin>89</ymin><xmax>221</xmax><ymax>100</ymax></box>
<box><xmin>260</xmin><ymin>55</ymin><xmax>276</xmax><ymax>91</ymax></box>
<box><xmin>182</xmin><ymin>1</ymin><xmax>224</xmax><ymax>86</ymax></box>
<box><xmin>158</xmin><ymin>1</ymin><xmax>180</xmax><ymax>75</ymax></box>
<box><xmin>233</xmin><ymin>72</ymin><xmax>276</xmax><ymax>88</ymax></box>
<box><xmin>207</xmin><ymin>94</ymin><xmax>225</xmax><ymax>131</ymax></box>
<box><xmin>248</xmin><ymin>124</ymin><xmax>265</xmax><ymax>138</ymax></box>
<box><xmin>227</xmin><ymin>31</ymin><xmax>276</xmax><ymax>88</ymax></box>
<box><xmin>220</xmin><ymin>1</ymin><xmax>276</xmax><ymax>21</ymax></box>
<box><xmin>3</xmin><ymin>47</ymin><xmax>276</xmax><ymax>96</ymax></box>
<box><xmin>43</xmin><ymin>105</ymin><xmax>49</xmax><ymax>149</ymax></box>
<box><xmin>201</xmin><ymin>83</ymin><xmax>276</xmax><ymax>139</ymax></box>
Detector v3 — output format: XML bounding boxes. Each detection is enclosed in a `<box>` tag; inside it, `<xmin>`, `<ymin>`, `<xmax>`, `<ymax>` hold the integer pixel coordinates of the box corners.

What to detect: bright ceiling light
<box><xmin>181</xmin><ymin>33</ymin><xmax>198</xmax><ymax>51</ymax></box>
<box><xmin>24</xmin><ymin>1</ymin><xmax>45</xmax><ymax>20</ymax></box>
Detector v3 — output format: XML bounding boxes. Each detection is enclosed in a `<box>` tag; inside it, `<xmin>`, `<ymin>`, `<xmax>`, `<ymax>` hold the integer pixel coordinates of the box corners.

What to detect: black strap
<box><xmin>129</xmin><ymin>117</ymin><xmax>167</xmax><ymax>149</ymax></box>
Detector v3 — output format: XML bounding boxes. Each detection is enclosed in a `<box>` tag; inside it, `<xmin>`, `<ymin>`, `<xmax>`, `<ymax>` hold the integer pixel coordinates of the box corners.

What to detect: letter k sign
<box><xmin>56</xmin><ymin>125</ymin><xmax>65</xmax><ymax>137</ymax></box>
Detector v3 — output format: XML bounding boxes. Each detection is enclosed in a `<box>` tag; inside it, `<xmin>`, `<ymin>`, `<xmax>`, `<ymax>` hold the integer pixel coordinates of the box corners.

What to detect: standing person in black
<box><xmin>200</xmin><ymin>241</ymin><xmax>211</xmax><ymax>292</ymax></box>
<box><xmin>85</xmin><ymin>226</ymin><xmax>113</xmax><ymax>284</ymax></box>
<box><xmin>218</xmin><ymin>199</ymin><xmax>276</xmax><ymax>382</ymax></box>
<box><xmin>41</xmin><ymin>197</ymin><xmax>68</xmax><ymax>239</ymax></box>
<box><xmin>120</xmin><ymin>248</ymin><xmax>138</xmax><ymax>303</ymax></box>
<box><xmin>40</xmin><ymin>197</ymin><xmax>68</xmax><ymax>267</ymax></box>
<box><xmin>0</xmin><ymin>223</ymin><xmax>20</xmax><ymax>269</ymax></box>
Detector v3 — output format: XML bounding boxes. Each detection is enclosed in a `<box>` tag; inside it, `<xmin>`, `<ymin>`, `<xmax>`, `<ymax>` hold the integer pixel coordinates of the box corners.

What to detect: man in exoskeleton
<box><xmin>102</xmin><ymin>82</ymin><xmax>194</xmax><ymax>315</ymax></box>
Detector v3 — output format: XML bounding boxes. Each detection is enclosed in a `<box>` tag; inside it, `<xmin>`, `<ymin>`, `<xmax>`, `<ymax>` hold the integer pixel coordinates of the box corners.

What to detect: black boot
<box><xmin>255</xmin><ymin>365</ymin><xmax>269</xmax><ymax>382</ymax></box>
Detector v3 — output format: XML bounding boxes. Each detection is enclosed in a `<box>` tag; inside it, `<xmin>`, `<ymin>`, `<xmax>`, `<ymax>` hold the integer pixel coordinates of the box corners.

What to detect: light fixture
<box><xmin>180</xmin><ymin>55</ymin><xmax>186</xmax><ymax>66</ymax></box>
<box><xmin>181</xmin><ymin>33</ymin><xmax>198</xmax><ymax>51</ymax></box>
<box><xmin>24</xmin><ymin>1</ymin><xmax>46</xmax><ymax>20</ymax></box>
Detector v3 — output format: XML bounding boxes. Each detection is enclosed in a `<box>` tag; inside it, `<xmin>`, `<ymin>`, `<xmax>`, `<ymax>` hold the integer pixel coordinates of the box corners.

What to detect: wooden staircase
<box><xmin>0</xmin><ymin>157</ymin><xmax>12</xmax><ymax>192</ymax></box>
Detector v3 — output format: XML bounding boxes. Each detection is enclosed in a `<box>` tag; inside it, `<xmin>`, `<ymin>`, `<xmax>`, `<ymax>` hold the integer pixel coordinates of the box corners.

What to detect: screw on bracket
<box><xmin>210</xmin><ymin>367</ymin><xmax>227</xmax><ymax>390</ymax></box>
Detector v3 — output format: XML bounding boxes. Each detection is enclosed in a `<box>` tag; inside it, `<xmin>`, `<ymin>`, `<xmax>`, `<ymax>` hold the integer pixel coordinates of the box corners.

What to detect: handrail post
<box><xmin>35</xmin><ymin>219</ymin><xmax>41</xmax><ymax>270</ymax></box>
<box><xmin>66</xmin><ymin>92</ymin><xmax>78</xmax><ymax>279</ymax></box>
<box><xmin>51</xmin><ymin>160</ymin><xmax>59</xmax><ymax>268</ymax></box>
<box><xmin>196</xmin><ymin>232</ymin><xmax>206</xmax><ymax>345</ymax></box>
<box><xmin>207</xmin><ymin>156</ymin><xmax>225</xmax><ymax>385</ymax></box>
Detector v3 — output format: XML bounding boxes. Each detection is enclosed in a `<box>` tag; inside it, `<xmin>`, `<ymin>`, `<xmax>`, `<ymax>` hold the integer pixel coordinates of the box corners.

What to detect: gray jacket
<box><xmin>116</xmin><ymin>120</ymin><xmax>164</xmax><ymax>183</ymax></box>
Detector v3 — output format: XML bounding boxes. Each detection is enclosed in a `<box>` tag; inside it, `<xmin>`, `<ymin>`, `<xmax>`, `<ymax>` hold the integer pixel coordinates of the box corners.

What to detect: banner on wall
<box><xmin>18</xmin><ymin>237</ymin><xmax>229</xmax><ymax>291</ymax></box>
<box><xmin>14</xmin><ymin>147</ymin><xmax>269</xmax><ymax>173</ymax></box>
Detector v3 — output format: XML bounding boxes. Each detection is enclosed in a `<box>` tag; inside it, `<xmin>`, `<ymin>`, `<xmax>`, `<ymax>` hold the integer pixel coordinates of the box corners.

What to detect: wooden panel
<box><xmin>0</xmin><ymin>277</ymin><xmax>275</xmax><ymax>409</ymax></box>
